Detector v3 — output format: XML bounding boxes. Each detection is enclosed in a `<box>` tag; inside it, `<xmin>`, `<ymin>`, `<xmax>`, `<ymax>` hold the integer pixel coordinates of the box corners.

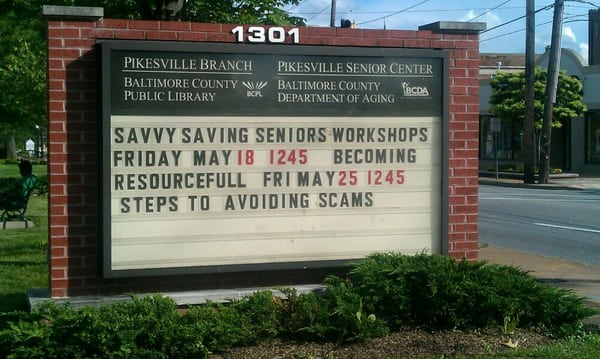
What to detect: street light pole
<box><xmin>35</xmin><ymin>125</ymin><xmax>41</xmax><ymax>158</ymax></box>
<box><xmin>330</xmin><ymin>0</ymin><xmax>336</xmax><ymax>27</ymax></box>
<box><xmin>524</xmin><ymin>0</ymin><xmax>536</xmax><ymax>184</ymax></box>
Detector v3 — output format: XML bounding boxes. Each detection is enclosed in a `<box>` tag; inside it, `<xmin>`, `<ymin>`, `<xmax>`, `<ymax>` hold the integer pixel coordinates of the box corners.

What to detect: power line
<box><xmin>356</xmin><ymin>0</ymin><xmax>429</xmax><ymax>26</ymax></box>
<box><xmin>479</xmin><ymin>0</ymin><xmax>596</xmax><ymax>42</ymax></box>
<box><xmin>341</xmin><ymin>0</ymin><xmax>375</xmax><ymax>19</ymax></box>
<box><xmin>480</xmin><ymin>13</ymin><xmax>586</xmax><ymax>42</ymax></box>
<box><xmin>291</xmin><ymin>0</ymin><xmax>596</xmax><ymax>19</ymax></box>
<box><xmin>567</xmin><ymin>0</ymin><xmax>600</xmax><ymax>7</ymax></box>
<box><xmin>306</xmin><ymin>3</ymin><xmax>331</xmax><ymax>22</ymax></box>
<box><xmin>468</xmin><ymin>0</ymin><xmax>513</xmax><ymax>22</ymax></box>
<box><xmin>480</xmin><ymin>3</ymin><xmax>555</xmax><ymax>34</ymax></box>
<box><xmin>293</xmin><ymin>0</ymin><xmax>596</xmax><ymax>29</ymax></box>
<box><xmin>293</xmin><ymin>6</ymin><xmax>529</xmax><ymax>17</ymax></box>
<box><xmin>285</xmin><ymin>0</ymin><xmax>310</xmax><ymax>12</ymax></box>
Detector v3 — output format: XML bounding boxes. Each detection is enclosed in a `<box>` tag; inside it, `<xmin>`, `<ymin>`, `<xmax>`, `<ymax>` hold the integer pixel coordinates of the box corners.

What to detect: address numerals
<box><xmin>232</xmin><ymin>26</ymin><xmax>300</xmax><ymax>44</ymax></box>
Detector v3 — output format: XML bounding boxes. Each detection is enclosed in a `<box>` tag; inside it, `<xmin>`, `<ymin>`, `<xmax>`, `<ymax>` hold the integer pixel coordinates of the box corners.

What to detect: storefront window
<box><xmin>586</xmin><ymin>113</ymin><xmax>600</xmax><ymax>164</ymax></box>
<box><xmin>480</xmin><ymin>116</ymin><xmax>523</xmax><ymax>160</ymax></box>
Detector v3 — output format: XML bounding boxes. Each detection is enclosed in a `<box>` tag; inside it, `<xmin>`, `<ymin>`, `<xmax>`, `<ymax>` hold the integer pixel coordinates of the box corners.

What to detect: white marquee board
<box><xmin>100</xmin><ymin>41</ymin><xmax>448</xmax><ymax>277</ymax></box>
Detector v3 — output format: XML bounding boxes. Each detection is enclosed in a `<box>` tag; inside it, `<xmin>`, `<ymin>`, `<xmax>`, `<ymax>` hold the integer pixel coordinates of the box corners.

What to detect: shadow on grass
<box><xmin>0</xmin><ymin>260</ymin><xmax>46</xmax><ymax>266</ymax></box>
<box><xmin>0</xmin><ymin>292</ymin><xmax>28</xmax><ymax>316</ymax></box>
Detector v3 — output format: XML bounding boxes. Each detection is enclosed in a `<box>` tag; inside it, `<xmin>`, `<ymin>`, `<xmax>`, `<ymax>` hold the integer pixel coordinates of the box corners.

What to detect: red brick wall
<box><xmin>47</xmin><ymin>18</ymin><xmax>479</xmax><ymax>298</ymax></box>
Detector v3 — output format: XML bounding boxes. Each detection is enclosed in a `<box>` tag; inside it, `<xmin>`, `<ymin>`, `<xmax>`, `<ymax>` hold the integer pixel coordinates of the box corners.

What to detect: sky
<box><xmin>286</xmin><ymin>0</ymin><xmax>599</xmax><ymax>63</ymax></box>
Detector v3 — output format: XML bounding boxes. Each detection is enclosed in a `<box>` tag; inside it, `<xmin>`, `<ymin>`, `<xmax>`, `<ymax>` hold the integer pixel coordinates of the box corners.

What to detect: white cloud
<box><xmin>459</xmin><ymin>9</ymin><xmax>502</xmax><ymax>28</ymax></box>
<box><xmin>580</xmin><ymin>43</ymin><xmax>589</xmax><ymax>63</ymax></box>
<box><xmin>563</xmin><ymin>26</ymin><xmax>577</xmax><ymax>43</ymax></box>
<box><xmin>580</xmin><ymin>42</ymin><xmax>589</xmax><ymax>53</ymax></box>
<box><xmin>459</xmin><ymin>9</ymin><xmax>477</xmax><ymax>22</ymax></box>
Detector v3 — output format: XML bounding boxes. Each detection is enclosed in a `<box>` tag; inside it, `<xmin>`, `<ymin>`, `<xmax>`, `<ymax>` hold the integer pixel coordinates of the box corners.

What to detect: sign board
<box><xmin>99</xmin><ymin>41</ymin><xmax>448</xmax><ymax>278</ymax></box>
<box><xmin>26</xmin><ymin>139</ymin><xmax>35</xmax><ymax>152</ymax></box>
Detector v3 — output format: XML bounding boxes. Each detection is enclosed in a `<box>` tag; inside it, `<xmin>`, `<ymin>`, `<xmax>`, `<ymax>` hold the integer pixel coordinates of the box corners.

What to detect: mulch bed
<box><xmin>211</xmin><ymin>327</ymin><xmax>557</xmax><ymax>358</ymax></box>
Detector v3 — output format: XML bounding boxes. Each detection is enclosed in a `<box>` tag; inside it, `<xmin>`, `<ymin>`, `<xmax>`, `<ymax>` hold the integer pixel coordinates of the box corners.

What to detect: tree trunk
<box><xmin>6</xmin><ymin>136</ymin><xmax>17</xmax><ymax>159</ymax></box>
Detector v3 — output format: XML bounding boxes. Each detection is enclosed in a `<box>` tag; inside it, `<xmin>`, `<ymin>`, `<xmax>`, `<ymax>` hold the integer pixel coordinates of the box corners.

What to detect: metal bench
<box><xmin>1</xmin><ymin>187</ymin><xmax>35</xmax><ymax>229</ymax></box>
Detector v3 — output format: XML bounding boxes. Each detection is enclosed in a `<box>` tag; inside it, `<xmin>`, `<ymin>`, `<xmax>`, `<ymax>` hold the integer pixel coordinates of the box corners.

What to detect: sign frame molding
<box><xmin>98</xmin><ymin>40</ymin><xmax>450</xmax><ymax>278</ymax></box>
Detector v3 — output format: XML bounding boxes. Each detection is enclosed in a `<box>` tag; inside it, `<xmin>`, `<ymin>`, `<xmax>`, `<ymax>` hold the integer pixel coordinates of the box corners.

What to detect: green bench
<box><xmin>0</xmin><ymin>186</ymin><xmax>36</xmax><ymax>229</ymax></box>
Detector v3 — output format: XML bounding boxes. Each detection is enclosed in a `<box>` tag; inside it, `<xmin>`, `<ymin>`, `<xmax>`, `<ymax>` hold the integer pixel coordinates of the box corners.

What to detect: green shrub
<box><xmin>530</xmin><ymin>285</ymin><xmax>594</xmax><ymax>337</ymax></box>
<box><xmin>232</xmin><ymin>290</ymin><xmax>282</xmax><ymax>338</ymax></box>
<box><xmin>324</xmin><ymin>276</ymin><xmax>388</xmax><ymax>342</ymax></box>
<box><xmin>0</xmin><ymin>295</ymin><xmax>209</xmax><ymax>359</ymax></box>
<box><xmin>3</xmin><ymin>158</ymin><xmax>20</xmax><ymax>165</ymax></box>
<box><xmin>0</xmin><ymin>176</ymin><xmax>17</xmax><ymax>190</ymax></box>
<box><xmin>278</xmin><ymin>288</ymin><xmax>332</xmax><ymax>341</ymax></box>
<box><xmin>0</xmin><ymin>253</ymin><xmax>596</xmax><ymax>358</ymax></box>
<box><xmin>340</xmin><ymin>253</ymin><xmax>596</xmax><ymax>335</ymax></box>
<box><xmin>185</xmin><ymin>303</ymin><xmax>245</xmax><ymax>351</ymax></box>
<box><xmin>486</xmin><ymin>165</ymin><xmax>563</xmax><ymax>174</ymax></box>
<box><xmin>0</xmin><ymin>175</ymin><xmax>48</xmax><ymax>194</ymax></box>
<box><xmin>36</xmin><ymin>174</ymin><xmax>48</xmax><ymax>194</ymax></box>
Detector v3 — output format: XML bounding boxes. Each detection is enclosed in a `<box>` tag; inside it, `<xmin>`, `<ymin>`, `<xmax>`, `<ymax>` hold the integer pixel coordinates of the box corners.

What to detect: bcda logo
<box><xmin>401</xmin><ymin>82</ymin><xmax>430</xmax><ymax>97</ymax></box>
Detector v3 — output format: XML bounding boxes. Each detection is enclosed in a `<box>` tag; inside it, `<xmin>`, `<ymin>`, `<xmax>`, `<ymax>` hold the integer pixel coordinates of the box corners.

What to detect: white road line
<box><xmin>534</xmin><ymin>222</ymin><xmax>600</xmax><ymax>234</ymax></box>
<box><xmin>480</xmin><ymin>197</ymin><xmax>588</xmax><ymax>202</ymax></box>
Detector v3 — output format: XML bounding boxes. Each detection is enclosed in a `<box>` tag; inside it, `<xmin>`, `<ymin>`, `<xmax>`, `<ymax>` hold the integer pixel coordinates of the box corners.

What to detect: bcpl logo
<box><xmin>242</xmin><ymin>81</ymin><xmax>268</xmax><ymax>97</ymax></box>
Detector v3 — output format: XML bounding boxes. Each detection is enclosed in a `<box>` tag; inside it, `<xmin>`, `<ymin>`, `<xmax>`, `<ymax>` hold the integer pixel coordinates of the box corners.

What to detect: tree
<box><xmin>0</xmin><ymin>0</ymin><xmax>48</xmax><ymax>158</ymax></box>
<box><xmin>0</xmin><ymin>0</ymin><xmax>305</xmax><ymax>158</ymax></box>
<box><xmin>74</xmin><ymin>0</ymin><xmax>305</xmax><ymax>24</ymax></box>
<box><xmin>489</xmin><ymin>67</ymin><xmax>585</xmax><ymax>177</ymax></box>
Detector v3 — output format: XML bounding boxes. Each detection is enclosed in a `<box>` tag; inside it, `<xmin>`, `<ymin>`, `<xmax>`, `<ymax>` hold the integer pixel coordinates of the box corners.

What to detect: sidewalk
<box><xmin>478</xmin><ymin>175</ymin><xmax>600</xmax><ymax>327</ymax></box>
<box><xmin>479</xmin><ymin>245</ymin><xmax>600</xmax><ymax>309</ymax></box>
<box><xmin>479</xmin><ymin>173</ymin><xmax>600</xmax><ymax>191</ymax></box>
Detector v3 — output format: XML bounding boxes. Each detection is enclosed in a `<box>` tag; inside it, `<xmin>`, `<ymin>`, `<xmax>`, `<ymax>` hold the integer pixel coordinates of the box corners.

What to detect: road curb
<box><xmin>478</xmin><ymin>178</ymin><xmax>582</xmax><ymax>190</ymax></box>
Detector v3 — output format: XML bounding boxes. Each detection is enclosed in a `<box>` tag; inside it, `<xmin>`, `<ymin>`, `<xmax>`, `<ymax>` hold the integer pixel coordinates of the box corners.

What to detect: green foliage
<box><xmin>485</xmin><ymin>164</ymin><xmax>563</xmax><ymax>174</ymax></box>
<box><xmin>531</xmin><ymin>285</ymin><xmax>595</xmax><ymax>338</ymax></box>
<box><xmin>0</xmin><ymin>0</ymin><xmax>49</xmax><ymax>158</ymax></box>
<box><xmin>0</xmin><ymin>253</ymin><xmax>596</xmax><ymax>357</ymax></box>
<box><xmin>490</xmin><ymin>68</ymin><xmax>585</xmax><ymax>130</ymax></box>
<box><xmin>278</xmin><ymin>288</ymin><xmax>332</xmax><ymax>341</ymax></box>
<box><xmin>185</xmin><ymin>0</ymin><xmax>304</xmax><ymax>25</ymax></box>
<box><xmin>0</xmin><ymin>39</ymin><xmax>46</xmax><ymax>127</ymax></box>
<box><xmin>234</xmin><ymin>290</ymin><xmax>282</xmax><ymax>337</ymax></box>
<box><xmin>0</xmin><ymin>295</ymin><xmax>210</xmax><ymax>359</ymax></box>
<box><xmin>58</xmin><ymin>0</ymin><xmax>304</xmax><ymax>23</ymax></box>
<box><xmin>341</xmin><ymin>253</ymin><xmax>596</xmax><ymax>335</ymax></box>
<box><xmin>324</xmin><ymin>277</ymin><xmax>388</xmax><ymax>342</ymax></box>
<box><xmin>185</xmin><ymin>300</ymin><xmax>263</xmax><ymax>351</ymax></box>
<box><xmin>0</xmin><ymin>0</ymin><xmax>304</xmax><ymax>157</ymax></box>
<box><xmin>494</xmin><ymin>333</ymin><xmax>600</xmax><ymax>358</ymax></box>
<box><xmin>0</xmin><ymin>194</ymin><xmax>48</xmax><ymax>315</ymax></box>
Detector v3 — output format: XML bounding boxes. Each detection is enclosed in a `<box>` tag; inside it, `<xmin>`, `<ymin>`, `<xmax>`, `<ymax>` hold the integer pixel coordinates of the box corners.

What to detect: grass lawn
<box><xmin>0</xmin><ymin>162</ymin><xmax>48</xmax><ymax>313</ymax></box>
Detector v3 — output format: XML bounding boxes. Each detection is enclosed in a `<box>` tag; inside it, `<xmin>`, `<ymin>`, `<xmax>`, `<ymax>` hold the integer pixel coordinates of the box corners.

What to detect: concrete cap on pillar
<box><xmin>42</xmin><ymin>5</ymin><xmax>104</xmax><ymax>20</ymax></box>
<box><xmin>419</xmin><ymin>21</ymin><xmax>486</xmax><ymax>35</ymax></box>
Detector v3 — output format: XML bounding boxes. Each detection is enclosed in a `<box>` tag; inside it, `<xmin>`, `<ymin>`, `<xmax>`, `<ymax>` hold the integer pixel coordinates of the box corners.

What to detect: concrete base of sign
<box><xmin>27</xmin><ymin>285</ymin><xmax>327</xmax><ymax>310</ymax></box>
<box><xmin>2</xmin><ymin>220</ymin><xmax>35</xmax><ymax>229</ymax></box>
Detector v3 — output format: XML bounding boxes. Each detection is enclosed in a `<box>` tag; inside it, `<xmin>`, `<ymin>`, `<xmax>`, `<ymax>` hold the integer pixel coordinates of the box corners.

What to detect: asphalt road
<box><xmin>478</xmin><ymin>184</ymin><xmax>600</xmax><ymax>266</ymax></box>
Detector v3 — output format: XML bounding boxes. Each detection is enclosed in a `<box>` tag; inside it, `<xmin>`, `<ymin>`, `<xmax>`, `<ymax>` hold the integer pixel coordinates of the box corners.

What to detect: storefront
<box><xmin>480</xmin><ymin>49</ymin><xmax>600</xmax><ymax>175</ymax></box>
<box><xmin>586</xmin><ymin>112</ymin><xmax>600</xmax><ymax>165</ymax></box>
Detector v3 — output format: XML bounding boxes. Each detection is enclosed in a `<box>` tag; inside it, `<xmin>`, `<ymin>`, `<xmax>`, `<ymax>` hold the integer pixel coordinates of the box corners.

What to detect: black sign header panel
<box><xmin>106</xmin><ymin>41</ymin><xmax>445</xmax><ymax>117</ymax></box>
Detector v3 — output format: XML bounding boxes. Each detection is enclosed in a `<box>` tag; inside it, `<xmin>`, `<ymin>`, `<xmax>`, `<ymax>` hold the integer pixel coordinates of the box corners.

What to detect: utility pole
<box><xmin>539</xmin><ymin>0</ymin><xmax>564</xmax><ymax>184</ymax></box>
<box><xmin>330</xmin><ymin>0</ymin><xmax>337</xmax><ymax>27</ymax></box>
<box><xmin>523</xmin><ymin>0</ymin><xmax>536</xmax><ymax>184</ymax></box>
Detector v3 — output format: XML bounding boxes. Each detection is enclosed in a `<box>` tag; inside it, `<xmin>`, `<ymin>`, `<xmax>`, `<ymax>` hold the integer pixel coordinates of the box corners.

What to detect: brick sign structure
<box><xmin>45</xmin><ymin>6</ymin><xmax>483</xmax><ymax>298</ymax></box>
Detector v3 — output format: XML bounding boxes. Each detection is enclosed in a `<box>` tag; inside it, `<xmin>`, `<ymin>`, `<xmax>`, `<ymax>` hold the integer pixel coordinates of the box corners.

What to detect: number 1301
<box><xmin>231</xmin><ymin>26</ymin><xmax>300</xmax><ymax>44</ymax></box>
